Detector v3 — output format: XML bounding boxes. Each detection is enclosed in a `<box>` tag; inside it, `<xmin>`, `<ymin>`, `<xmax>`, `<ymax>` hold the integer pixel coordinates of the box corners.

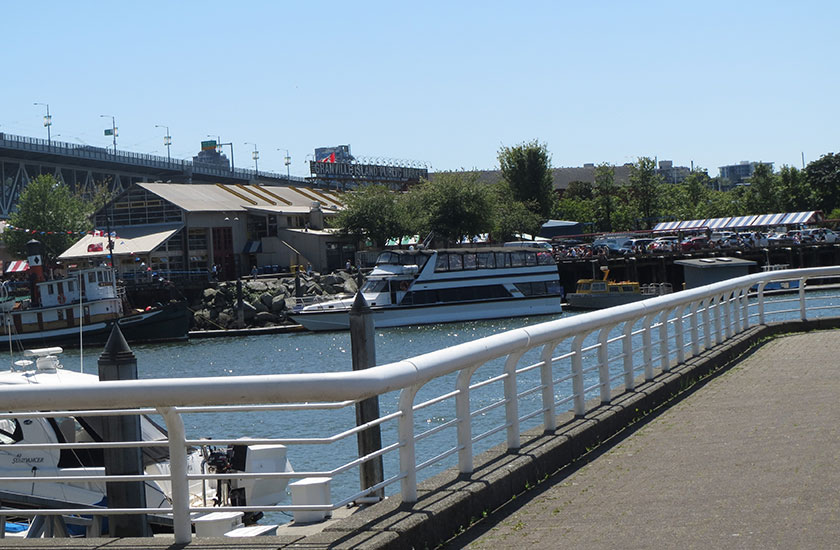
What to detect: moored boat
<box><xmin>0</xmin><ymin>240</ymin><xmax>190</xmax><ymax>348</ymax></box>
<box><xmin>566</xmin><ymin>269</ymin><xmax>672</xmax><ymax>310</ymax></box>
<box><xmin>290</xmin><ymin>246</ymin><xmax>564</xmax><ymax>331</ymax></box>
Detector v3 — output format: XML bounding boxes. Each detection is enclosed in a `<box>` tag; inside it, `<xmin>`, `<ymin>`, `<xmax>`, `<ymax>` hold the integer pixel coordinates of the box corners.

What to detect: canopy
<box><xmin>539</xmin><ymin>219</ymin><xmax>583</xmax><ymax>238</ymax></box>
<box><xmin>781</xmin><ymin>211</ymin><xmax>821</xmax><ymax>225</ymax></box>
<box><xmin>750</xmin><ymin>213</ymin><xmax>787</xmax><ymax>227</ymax></box>
<box><xmin>653</xmin><ymin>221</ymin><xmax>681</xmax><ymax>232</ymax></box>
<box><xmin>5</xmin><ymin>260</ymin><xmax>28</xmax><ymax>273</ymax></box>
<box><xmin>706</xmin><ymin>217</ymin><xmax>731</xmax><ymax>229</ymax></box>
<box><xmin>726</xmin><ymin>215</ymin><xmax>757</xmax><ymax>229</ymax></box>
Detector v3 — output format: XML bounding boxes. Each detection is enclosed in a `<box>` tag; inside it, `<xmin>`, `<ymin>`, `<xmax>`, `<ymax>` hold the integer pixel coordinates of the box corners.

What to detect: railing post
<box><xmin>456</xmin><ymin>365</ymin><xmax>481</xmax><ymax>474</ymax></box>
<box><xmin>158</xmin><ymin>407</ymin><xmax>191</xmax><ymax>544</ymax></box>
<box><xmin>504</xmin><ymin>351</ymin><xmax>526</xmax><ymax>450</ymax></box>
<box><xmin>571</xmin><ymin>334</ymin><xmax>586</xmax><ymax>416</ymax></box>
<box><xmin>799</xmin><ymin>278</ymin><xmax>807</xmax><ymax>320</ymax></box>
<box><xmin>702</xmin><ymin>298</ymin><xmax>712</xmax><ymax>350</ymax></box>
<box><xmin>622</xmin><ymin>319</ymin><xmax>635</xmax><ymax>391</ymax></box>
<box><xmin>732</xmin><ymin>290</ymin><xmax>743</xmax><ymax>333</ymax></box>
<box><xmin>722</xmin><ymin>291</ymin><xmax>733</xmax><ymax>338</ymax></box>
<box><xmin>659</xmin><ymin>309</ymin><xmax>671</xmax><ymax>373</ymax></box>
<box><xmin>643</xmin><ymin>312</ymin><xmax>656</xmax><ymax>381</ymax></box>
<box><xmin>741</xmin><ymin>288</ymin><xmax>750</xmax><ymax>330</ymax></box>
<box><xmin>714</xmin><ymin>294</ymin><xmax>724</xmax><ymax>344</ymax></box>
<box><xmin>758</xmin><ymin>283</ymin><xmax>767</xmax><ymax>324</ymax></box>
<box><xmin>672</xmin><ymin>306</ymin><xmax>685</xmax><ymax>365</ymax></box>
<box><xmin>690</xmin><ymin>301</ymin><xmax>700</xmax><ymax>357</ymax></box>
<box><xmin>540</xmin><ymin>344</ymin><xmax>558</xmax><ymax>429</ymax></box>
<box><xmin>398</xmin><ymin>386</ymin><xmax>419</xmax><ymax>503</ymax></box>
<box><xmin>597</xmin><ymin>326</ymin><xmax>612</xmax><ymax>403</ymax></box>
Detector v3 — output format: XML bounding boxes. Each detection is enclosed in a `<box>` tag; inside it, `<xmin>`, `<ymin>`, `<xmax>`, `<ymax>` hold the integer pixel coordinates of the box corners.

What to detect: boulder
<box><xmin>259</xmin><ymin>292</ymin><xmax>274</xmax><ymax>309</ymax></box>
<box><xmin>242</xmin><ymin>301</ymin><xmax>257</xmax><ymax>322</ymax></box>
<box><xmin>271</xmin><ymin>295</ymin><xmax>288</xmax><ymax>313</ymax></box>
<box><xmin>254</xmin><ymin>311</ymin><xmax>278</xmax><ymax>325</ymax></box>
<box><xmin>246</xmin><ymin>281</ymin><xmax>268</xmax><ymax>293</ymax></box>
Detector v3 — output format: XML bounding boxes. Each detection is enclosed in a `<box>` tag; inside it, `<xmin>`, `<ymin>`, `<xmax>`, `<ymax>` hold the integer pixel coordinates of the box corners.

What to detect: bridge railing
<box><xmin>2</xmin><ymin>266</ymin><xmax>840</xmax><ymax>541</ymax></box>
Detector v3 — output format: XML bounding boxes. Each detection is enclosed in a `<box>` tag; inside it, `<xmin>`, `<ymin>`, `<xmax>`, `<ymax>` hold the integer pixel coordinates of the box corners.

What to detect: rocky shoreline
<box><xmin>190</xmin><ymin>270</ymin><xmax>360</xmax><ymax>330</ymax></box>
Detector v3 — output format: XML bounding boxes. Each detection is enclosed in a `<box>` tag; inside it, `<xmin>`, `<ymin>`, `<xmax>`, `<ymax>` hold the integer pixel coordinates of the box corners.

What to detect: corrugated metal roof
<box><xmin>58</xmin><ymin>223</ymin><xmax>183</xmax><ymax>260</ymax></box>
<box><xmin>136</xmin><ymin>183</ymin><xmax>344</xmax><ymax>212</ymax></box>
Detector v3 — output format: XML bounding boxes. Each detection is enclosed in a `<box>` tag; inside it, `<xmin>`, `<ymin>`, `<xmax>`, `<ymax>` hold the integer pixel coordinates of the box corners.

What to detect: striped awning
<box><xmin>678</xmin><ymin>219</ymin><xmax>708</xmax><ymax>230</ymax></box>
<box><xmin>781</xmin><ymin>211</ymin><xmax>820</xmax><ymax>225</ymax></box>
<box><xmin>706</xmin><ymin>217</ymin><xmax>731</xmax><ymax>229</ymax></box>
<box><xmin>5</xmin><ymin>260</ymin><xmax>28</xmax><ymax>273</ymax></box>
<box><xmin>750</xmin><ymin>213</ymin><xmax>787</xmax><ymax>227</ymax></box>
<box><xmin>653</xmin><ymin>221</ymin><xmax>681</xmax><ymax>232</ymax></box>
<box><xmin>243</xmin><ymin>240</ymin><xmax>262</xmax><ymax>254</ymax></box>
<box><xmin>726</xmin><ymin>215</ymin><xmax>757</xmax><ymax>228</ymax></box>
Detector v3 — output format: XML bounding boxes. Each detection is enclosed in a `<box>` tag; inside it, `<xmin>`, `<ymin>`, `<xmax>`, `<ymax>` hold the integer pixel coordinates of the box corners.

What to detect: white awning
<box><xmin>781</xmin><ymin>211</ymin><xmax>820</xmax><ymax>225</ymax></box>
<box><xmin>750</xmin><ymin>213</ymin><xmax>786</xmax><ymax>227</ymax></box>
<box><xmin>726</xmin><ymin>215</ymin><xmax>757</xmax><ymax>228</ymax></box>
<box><xmin>58</xmin><ymin>224</ymin><xmax>183</xmax><ymax>260</ymax></box>
<box><xmin>705</xmin><ymin>217</ymin><xmax>731</xmax><ymax>229</ymax></box>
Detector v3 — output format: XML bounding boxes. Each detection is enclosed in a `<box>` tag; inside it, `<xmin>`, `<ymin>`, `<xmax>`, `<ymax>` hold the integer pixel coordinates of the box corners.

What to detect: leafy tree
<box><xmin>806</xmin><ymin>153</ymin><xmax>840</xmax><ymax>214</ymax></box>
<box><xmin>744</xmin><ymin>163</ymin><xmax>779</xmax><ymax>214</ymax></box>
<box><xmin>330</xmin><ymin>184</ymin><xmax>407</xmax><ymax>248</ymax></box>
<box><xmin>409</xmin><ymin>172</ymin><xmax>494</xmax><ymax>246</ymax></box>
<box><xmin>498</xmin><ymin>140</ymin><xmax>555</xmax><ymax>219</ymax></box>
<box><xmin>554</xmin><ymin>196</ymin><xmax>595</xmax><ymax>226</ymax></box>
<box><xmin>628</xmin><ymin>157</ymin><xmax>662</xmax><ymax>229</ymax></box>
<box><xmin>4</xmin><ymin>174</ymin><xmax>92</xmax><ymax>262</ymax></box>
<box><xmin>777</xmin><ymin>165</ymin><xmax>813</xmax><ymax>211</ymax></box>
<box><xmin>563</xmin><ymin>180</ymin><xmax>593</xmax><ymax>200</ymax></box>
<box><xmin>490</xmin><ymin>182</ymin><xmax>543</xmax><ymax>241</ymax></box>
<box><xmin>683</xmin><ymin>169</ymin><xmax>712</xmax><ymax>207</ymax></box>
<box><xmin>593</xmin><ymin>163</ymin><xmax>617</xmax><ymax>232</ymax></box>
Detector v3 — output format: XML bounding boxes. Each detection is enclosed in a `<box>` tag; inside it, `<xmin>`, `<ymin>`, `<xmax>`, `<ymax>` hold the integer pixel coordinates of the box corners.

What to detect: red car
<box><xmin>681</xmin><ymin>236</ymin><xmax>708</xmax><ymax>252</ymax></box>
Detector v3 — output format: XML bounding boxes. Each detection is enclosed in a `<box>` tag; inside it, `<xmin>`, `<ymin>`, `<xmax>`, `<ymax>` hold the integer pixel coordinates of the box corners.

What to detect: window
<box><xmin>463</xmin><ymin>253</ymin><xmax>477</xmax><ymax>270</ymax></box>
<box><xmin>495</xmin><ymin>252</ymin><xmax>510</xmax><ymax>268</ymax></box>
<box><xmin>88</xmin><ymin>272</ymin><xmax>96</xmax><ymax>283</ymax></box>
<box><xmin>477</xmin><ymin>252</ymin><xmax>495</xmax><ymax>269</ymax></box>
<box><xmin>68</xmin><ymin>281</ymin><xmax>74</xmax><ymax>292</ymax></box>
<box><xmin>0</xmin><ymin>418</ymin><xmax>22</xmax><ymax>444</ymax></box>
<box><xmin>510</xmin><ymin>252</ymin><xmax>526</xmax><ymax>267</ymax></box>
<box><xmin>435</xmin><ymin>253</ymin><xmax>450</xmax><ymax>272</ymax></box>
<box><xmin>47</xmin><ymin>284</ymin><xmax>55</xmax><ymax>295</ymax></box>
<box><xmin>448</xmin><ymin>254</ymin><xmax>463</xmax><ymax>271</ymax></box>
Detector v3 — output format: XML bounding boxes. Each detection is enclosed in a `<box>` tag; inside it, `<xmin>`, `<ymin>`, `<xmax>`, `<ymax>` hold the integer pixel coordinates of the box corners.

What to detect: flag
<box><xmin>87</xmin><ymin>243</ymin><xmax>104</xmax><ymax>252</ymax></box>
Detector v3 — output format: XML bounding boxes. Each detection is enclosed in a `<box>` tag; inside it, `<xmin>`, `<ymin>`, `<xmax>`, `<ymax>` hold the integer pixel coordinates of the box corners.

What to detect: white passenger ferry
<box><xmin>290</xmin><ymin>247</ymin><xmax>564</xmax><ymax>331</ymax></box>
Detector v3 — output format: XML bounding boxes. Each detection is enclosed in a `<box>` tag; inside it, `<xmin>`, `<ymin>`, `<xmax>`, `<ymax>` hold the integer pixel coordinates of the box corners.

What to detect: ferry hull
<box><xmin>291</xmin><ymin>296</ymin><xmax>563</xmax><ymax>331</ymax></box>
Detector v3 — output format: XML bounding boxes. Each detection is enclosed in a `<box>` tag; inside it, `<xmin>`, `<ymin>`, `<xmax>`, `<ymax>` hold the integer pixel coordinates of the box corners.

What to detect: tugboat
<box><xmin>0</xmin><ymin>240</ymin><xmax>189</xmax><ymax>348</ymax></box>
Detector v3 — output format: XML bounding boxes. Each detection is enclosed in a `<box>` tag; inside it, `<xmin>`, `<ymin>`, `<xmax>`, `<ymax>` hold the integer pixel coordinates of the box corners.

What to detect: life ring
<box><xmin>399</xmin><ymin>281</ymin><xmax>409</xmax><ymax>291</ymax></box>
<box><xmin>58</xmin><ymin>294</ymin><xmax>66</xmax><ymax>305</ymax></box>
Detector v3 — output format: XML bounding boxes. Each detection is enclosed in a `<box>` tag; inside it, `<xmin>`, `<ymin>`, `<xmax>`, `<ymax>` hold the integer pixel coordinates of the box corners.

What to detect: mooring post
<box><xmin>236</xmin><ymin>278</ymin><xmax>245</xmax><ymax>329</ymax></box>
<box><xmin>97</xmin><ymin>324</ymin><xmax>150</xmax><ymax>537</ymax></box>
<box><xmin>349</xmin><ymin>291</ymin><xmax>384</xmax><ymax>500</ymax></box>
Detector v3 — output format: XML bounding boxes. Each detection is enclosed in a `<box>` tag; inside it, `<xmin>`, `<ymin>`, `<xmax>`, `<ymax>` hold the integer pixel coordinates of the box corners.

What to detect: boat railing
<box><xmin>292</xmin><ymin>293</ymin><xmax>354</xmax><ymax>311</ymax></box>
<box><xmin>640</xmin><ymin>282</ymin><xmax>674</xmax><ymax>296</ymax></box>
<box><xmin>2</xmin><ymin>266</ymin><xmax>840</xmax><ymax>541</ymax></box>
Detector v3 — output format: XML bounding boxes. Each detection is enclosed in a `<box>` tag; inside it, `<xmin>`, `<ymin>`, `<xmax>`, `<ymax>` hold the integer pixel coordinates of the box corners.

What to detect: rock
<box><xmin>217</xmin><ymin>311</ymin><xmax>233</xmax><ymax>328</ymax></box>
<box><xmin>343</xmin><ymin>278</ymin><xmax>359</xmax><ymax>294</ymax></box>
<box><xmin>254</xmin><ymin>300</ymin><xmax>269</xmax><ymax>313</ymax></box>
<box><xmin>246</xmin><ymin>281</ymin><xmax>268</xmax><ymax>292</ymax></box>
<box><xmin>254</xmin><ymin>311</ymin><xmax>278</xmax><ymax>325</ymax></box>
<box><xmin>242</xmin><ymin>301</ymin><xmax>257</xmax><ymax>322</ymax></box>
<box><xmin>259</xmin><ymin>292</ymin><xmax>274</xmax><ymax>309</ymax></box>
<box><xmin>271</xmin><ymin>295</ymin><xmax>287</xmax><ymax>313</ymax></box>
<box><xmin>203</xmin><ymin>288</ymin><xmax>217</xmax><ymax>301</ymax></box>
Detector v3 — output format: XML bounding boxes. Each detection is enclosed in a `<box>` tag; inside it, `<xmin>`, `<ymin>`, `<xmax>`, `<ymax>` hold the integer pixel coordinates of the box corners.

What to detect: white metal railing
<box><xmin>2</xmin><ymin>266</ymin><xmax>840</xmax><ymax>542</ymax></box>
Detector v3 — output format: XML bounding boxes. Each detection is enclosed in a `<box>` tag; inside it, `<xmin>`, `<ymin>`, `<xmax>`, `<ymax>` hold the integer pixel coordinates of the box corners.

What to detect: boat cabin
<box><xmin>37</xmin><ymin>267</ymin><xmax>118</xmax><ymax>308</ymax></box>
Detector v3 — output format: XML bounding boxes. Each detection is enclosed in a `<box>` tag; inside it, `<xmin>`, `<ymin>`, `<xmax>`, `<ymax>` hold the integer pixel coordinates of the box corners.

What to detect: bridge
<box><xmin>0</xmin><ymin>132</ymin><xmax>307</xmax><ymax>218</ymax></box>
<box><xmin>1</xmin><ymin>266</ymin><xmax>839</xmax><ymax>548</ymax></box>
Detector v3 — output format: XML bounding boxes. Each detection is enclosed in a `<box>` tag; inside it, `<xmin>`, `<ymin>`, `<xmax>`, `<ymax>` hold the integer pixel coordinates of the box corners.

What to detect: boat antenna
<box><xmin>421</xmin><ymin>231</ymin><xmax>434</xmax><ymax>249</ymax></box>
<box><xmin>79</xmin><ymin>271</ymin><xmax>84</xmax><ymax>373</ymax></box>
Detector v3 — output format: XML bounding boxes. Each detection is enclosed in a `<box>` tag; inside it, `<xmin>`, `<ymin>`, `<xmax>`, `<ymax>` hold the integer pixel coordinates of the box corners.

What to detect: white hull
<box><xmin>292</xmin><ymin>295</ymin><xmax>563</xmax><ymax>331</ymax></box>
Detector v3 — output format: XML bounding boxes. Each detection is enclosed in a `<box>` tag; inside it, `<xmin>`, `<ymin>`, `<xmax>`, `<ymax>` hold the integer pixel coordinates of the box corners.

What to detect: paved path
<box><xmin>447</xmin><ymin>330</ymin><xmax>840</xmax><ymax>549</ymax></box>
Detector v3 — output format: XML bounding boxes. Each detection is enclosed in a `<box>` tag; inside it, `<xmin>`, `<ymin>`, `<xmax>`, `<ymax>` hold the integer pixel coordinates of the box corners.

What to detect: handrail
<box><xmin>1</xmin><ymin>265</ymin><xmax>839</xmax><ymax>542</ymax></box>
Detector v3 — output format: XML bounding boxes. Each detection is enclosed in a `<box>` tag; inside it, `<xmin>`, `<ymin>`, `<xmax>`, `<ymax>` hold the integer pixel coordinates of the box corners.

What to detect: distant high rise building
<box><xmin>719</xmin><ymin>161</ymin><xmax>774</xmax><ymax>187</ymax></box>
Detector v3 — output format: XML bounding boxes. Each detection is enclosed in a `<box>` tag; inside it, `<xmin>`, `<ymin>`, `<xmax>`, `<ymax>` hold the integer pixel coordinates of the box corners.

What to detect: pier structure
<box><xmin>2</xmin><ymin>266</ymin><xmax>840</xmax><ymax>548</ymax></box>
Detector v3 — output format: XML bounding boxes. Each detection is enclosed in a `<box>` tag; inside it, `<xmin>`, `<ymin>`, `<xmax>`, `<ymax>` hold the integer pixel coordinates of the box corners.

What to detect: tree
<box><xmin>593</xmin><ymin>163</ymin><xmax>617</xmax><ymax>232</ymax></box>
<box><xmin>4</xmin><ymin>174</ymin><xmax>92</xmax><ymax>262</ymax></box>
<box><xmin>498</xmin><ymin>140</ymin><xmax>555</xmax><ymax>219</ymax></box>
<box><xmin>744</xmin><ymin>163</ymin><xmax>779</xmax><ymax>214</ymax></box>
<box><xmin>806</xmin><ymin>153</ymin><xmax>840</xmax><ymax>214</ymax></box>
<box><xmin>491</xmin><ymin>182</ymin><xmax>544</xmax><ymax>241</ymax></box>
<box><xmin>409</xmin><ymin>172</ymin><xmax>495</xmax><ymax>246</ymax></box>
<box><xmin>777</xmin><ymin>165</ymin><xmax>813</xmax><ymax>212</ymax></box>
<box><xmin>330</xmin><ymin>184</ymin><xmax>407</xmax><ymax>248</ymax></box>
<box><xmin>628</xmin><ymin>157</ymin><xmax>662</xmax><ymax>230</ymax></box>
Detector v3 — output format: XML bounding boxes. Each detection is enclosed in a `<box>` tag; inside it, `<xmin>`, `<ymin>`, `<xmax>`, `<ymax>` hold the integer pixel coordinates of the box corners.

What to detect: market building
<box><xmin>58</xmin><ymin>182</ymin><xmax>352</xmax><ymax>280</ymax></box>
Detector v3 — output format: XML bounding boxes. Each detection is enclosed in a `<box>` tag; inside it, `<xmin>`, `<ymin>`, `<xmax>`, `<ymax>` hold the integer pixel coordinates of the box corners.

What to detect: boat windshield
<box><xmin>361</xmin><ymin>279</ymin><xmax>388</xmax><ymax>293</ymax></box>
<box><xmin>375</xmin><ymin>252</ymin><xmax>429</xmax><ymax>270</ymax></box>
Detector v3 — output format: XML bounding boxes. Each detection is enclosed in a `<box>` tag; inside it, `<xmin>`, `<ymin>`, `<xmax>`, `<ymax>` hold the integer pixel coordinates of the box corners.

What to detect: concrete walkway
<box><xmin>446</xmin><ymin>330</ymin><xmax>840</xmax><ymax>549</ymax></box>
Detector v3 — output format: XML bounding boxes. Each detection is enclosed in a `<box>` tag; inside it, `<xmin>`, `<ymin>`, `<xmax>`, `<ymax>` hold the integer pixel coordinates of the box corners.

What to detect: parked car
<box><xmin>618</xmin><ymin>238</ymin><xmax>654</xmax><ymax>255</ymax></box>
<box><xmin>648</xmin><ymin>236</ymin><xmax>680</xmax><ymax>252</ymax></box>
<box><xmin>709</xmin><ymin>231</ymin><xmax>735</xmax><ymax>243</ymax></box>
<box><xmin>681</xmin><ymin>236</ymin><xmax>708</xmax><ymax>252</ymax></box>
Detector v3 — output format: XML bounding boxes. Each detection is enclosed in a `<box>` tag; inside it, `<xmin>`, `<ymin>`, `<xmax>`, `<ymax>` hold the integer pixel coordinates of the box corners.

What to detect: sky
<box><xmin>2</xmin><ymin>1</ymin><xmax>838</xmax><ymax>178</ymax></box>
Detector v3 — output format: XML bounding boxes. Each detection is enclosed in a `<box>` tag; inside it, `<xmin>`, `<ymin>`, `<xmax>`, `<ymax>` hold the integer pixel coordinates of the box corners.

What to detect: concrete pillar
<box><xmin>349</xmin><ymin>292</ymin><xmax>384</xmax><ymax>500</ymax></box>
<box><xmin>97</xmin><ymin>324</ymin><xmax>150</xmax><ymax>537</ymax></box>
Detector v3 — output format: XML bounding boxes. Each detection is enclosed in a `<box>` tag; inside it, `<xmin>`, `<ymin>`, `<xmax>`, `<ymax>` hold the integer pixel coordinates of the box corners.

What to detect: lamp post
<box><xmin>34</xmin><ymin>103</ymin><xmax>51</xmax><ymax>146</ymax></box>
<box><xmin>245</xmin><ymin>142</ymin><xmax>259</xmax><ymax>174</ymax></box>
<box><xmin>206</xmin><ymin>134</ymin><xmax>234</xmax><ymax>172</ymax></box>
<box><xmin>155</xmin><ymin>125</ymin><xmax>171</xmax><ymax>163</ymax></box>
<box><xmin>100</xmin><ymin>114</ymin><xmax>117</xmax><ymax>154</ymax></box>
<box><xmin>278</xmin><ymin>148</ymin><xmax>291</xmax><ymax>179</ymax></box>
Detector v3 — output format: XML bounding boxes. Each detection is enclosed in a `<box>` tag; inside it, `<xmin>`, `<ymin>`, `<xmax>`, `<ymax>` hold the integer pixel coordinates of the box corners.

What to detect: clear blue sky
<box><xmin>3</xmin><ymin>1</ymin><xmax>837</xmax><ymax>177</ymax></box>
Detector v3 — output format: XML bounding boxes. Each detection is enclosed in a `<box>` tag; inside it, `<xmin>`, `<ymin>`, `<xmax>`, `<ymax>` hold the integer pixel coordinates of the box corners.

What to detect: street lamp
<box><xmin>100</xmin><ymin>114</ymin><xmax>117</xmax><ymax>154</ymax></box>
<box><xmin>34</xmin><ymin>103</ymin><xmax>51</xmax><ymax>146</ymax></box>
<box><xmin>245</xmin><ymin>142</ymin><xmax>259</xmax><ymax>174</ymax></box>
<box><xmin>207</xmin><ymin>134</ymin><xmax>234</xmax><ymax>172</ymax></box>
<box><xmin>277</xmin><ymin>148</ymin><xmax>291</xmax><ymax>179</ymax></box>
<box><xmin>155</xmin><ymin>124</ymin><xmax>171</xmax><ymax>163</ymax></box>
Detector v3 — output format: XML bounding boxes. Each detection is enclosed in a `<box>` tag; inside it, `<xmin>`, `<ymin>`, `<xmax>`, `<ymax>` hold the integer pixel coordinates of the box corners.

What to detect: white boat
<box><xmin>290</xmin><ymin>247</ymin><xmax>564</xmax><ymax>331</ymax></box>
<box><xmin>0</xmin><ymin>347</ymin><xmax>292</xmax><ymax>533</ymax></box>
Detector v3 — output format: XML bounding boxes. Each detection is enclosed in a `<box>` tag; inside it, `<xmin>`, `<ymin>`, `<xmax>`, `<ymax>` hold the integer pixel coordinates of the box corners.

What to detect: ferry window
<box><xmin>88</xmin><ymin>272</ymin><xmax>96</xmax><ymax>283</ymax></box>
<box><xmin>579</xmin><ymin>282</ymin><xmax>591</xmax><ymax>291</ymax></box>
<box><xmin>477</xmin><ymin>252</ymin><xmax>495</xmax><ymax>269</ymax></box>
<box><xmin>622</xmin><ymin>285</ymin><xmax>635</xmax><ymax>292</ymax></box>
<box><xmin>68</xmin><ymin>281</ymin><xmax>74</xmax><ymax>292</ymax></box>
<box><xmin>515</xmin><ymin>282</ymin><xmax>547</xmax><ymax>296</ymax></box>
<box><xmin>495</xmin><ymin>252</ymin><xmax>510</xmax><ymax>268</ymax></box>
<box><xmin>47</xmin><ymin>284</ymin><xmax>55</xmax><ymax>295</ymax></box>
<box><xmin>510</xmin><ymin>252</ymin><xmax>526</xmax><ymax>267</ymax></box>
<box><xmin>537</xmin><ymin>252</ymin><xmax>554</xmax><ymax>266</ymax></box>
<box><xmin>592</xmin><ymin>282</ymin><xmax>606</xmax><ymax>291</ymax></box>
<box><xmin>547</xmin><ymin>282</ymin><xmax>563</xmax><ymax>295</ymax></box>
<box><xmin>609</xmin><ymin>286</ymin><xmax>620</xmax><ymax>293</ymax></box>
<box><xmin>97</xmin><ymin>272</ymin><xmax>105</xmax><ymax>282</ymax></box>
<box><xmin>57</xmin><ymin>309</ymin><xmax>65</xmax><ymax>321</ymax></box>
<box><xmin>376</xmin><ymin>252</ymin><xmax>399</xmax><ymax>265</ymax></box>
<box><xmin>435</xmin><ymin>253</ymin><xmax>450</xmax><ymax>272</ymax></box>
<box><xmin>449</xmin><ymin>254</ymin><xmax>463</xmax><ymax>271</ymax></box>
<box><xmin>463</xmin><ymin>253</ymin><xmax>477</xmax><ymax>270</ymax></box>
<box><xmin>525</xmin><ymin>252</ymin><xmax>537</xmax><ymax>266</ymax></box>
<box><xmin>0</xmin><ymin>418</ymin><xmax>22</xmax><ymax>444</ymax></box>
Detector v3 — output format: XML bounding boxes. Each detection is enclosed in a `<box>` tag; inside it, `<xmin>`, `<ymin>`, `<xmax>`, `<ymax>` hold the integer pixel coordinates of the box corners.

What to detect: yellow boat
<box><xmin>566</xmin><ymin>268</ymin><xmax>672</xmax><ymax>309</ymax></box>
